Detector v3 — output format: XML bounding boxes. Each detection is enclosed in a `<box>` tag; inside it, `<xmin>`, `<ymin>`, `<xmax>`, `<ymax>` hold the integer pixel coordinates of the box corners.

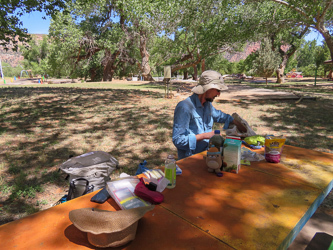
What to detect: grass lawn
<box><xmin>0</xmin><ymin>78</ymin><xmax>332</xmax><ymax>225</ymax></box>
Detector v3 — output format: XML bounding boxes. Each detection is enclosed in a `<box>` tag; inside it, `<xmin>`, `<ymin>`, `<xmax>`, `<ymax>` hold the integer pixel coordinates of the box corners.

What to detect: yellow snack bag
<box><xmin>264</xmin><ymin>136</ymin><xmax>286</xmax><ymax>163</ymax></box>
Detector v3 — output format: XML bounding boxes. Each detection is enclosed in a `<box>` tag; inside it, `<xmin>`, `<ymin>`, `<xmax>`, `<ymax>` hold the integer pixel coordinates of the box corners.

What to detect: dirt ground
<box><xmin>5</xmin><ymin>76</ymin><xmax>333</xmax><ymax>99</ymax></box>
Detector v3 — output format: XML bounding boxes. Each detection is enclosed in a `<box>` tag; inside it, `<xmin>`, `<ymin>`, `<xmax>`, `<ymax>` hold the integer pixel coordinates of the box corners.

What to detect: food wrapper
<box><xmin>264</xmin><ymin>135</ymin><xmax>286</xmax><ymax>163</ymax></box>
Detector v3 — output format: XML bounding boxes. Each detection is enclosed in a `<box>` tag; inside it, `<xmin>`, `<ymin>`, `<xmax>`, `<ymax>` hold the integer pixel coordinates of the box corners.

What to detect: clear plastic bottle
<box><xmin>164</xmin><ymin>155</ymin><xmax>176</xmax><ymax>189</ymax></box>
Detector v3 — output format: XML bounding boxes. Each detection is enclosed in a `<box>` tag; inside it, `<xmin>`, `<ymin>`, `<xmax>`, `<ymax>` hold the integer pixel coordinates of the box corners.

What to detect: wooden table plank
<box><xmin>167</xmin><ymin>149</ymin><xmax>326</xmax><ymax>249</ymax></box>
<box><xmin>0</xmin><ymin>191</ymin><xmax>232</xmax><ymax>249</ymax></box>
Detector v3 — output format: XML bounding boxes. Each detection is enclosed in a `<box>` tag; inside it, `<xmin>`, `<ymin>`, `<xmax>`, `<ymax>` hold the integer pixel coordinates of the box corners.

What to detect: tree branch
<box><xmin>171</xmin><ymin>55</ymin><xmax>202</xmax><ymax>73</ymax></box>
<box><xmin>318</xmin><ymin>1</ymin><xmax>333</xmax><ymax>21</ymax></box>
<box><xmin>270</xmin><ymin>0</ymin><xmax>309</xmax><ymax>19</ymax></box>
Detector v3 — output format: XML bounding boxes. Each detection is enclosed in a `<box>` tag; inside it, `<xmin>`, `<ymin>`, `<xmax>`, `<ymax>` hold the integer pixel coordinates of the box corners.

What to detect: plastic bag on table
<box><xmin>225</xmin><ymin>113</ymin><xmax>257</xmax><ymax>138</ymax></box>
<box><xmin>241</xmin><ymin>147</ymin><xmax>265</xmax><ymax>162</ymax></box>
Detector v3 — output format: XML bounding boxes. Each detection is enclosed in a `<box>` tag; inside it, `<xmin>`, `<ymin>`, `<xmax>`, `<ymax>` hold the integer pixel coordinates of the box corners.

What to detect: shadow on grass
<box><xmin>0</xmin><ymin>87</ymin><xmax>173</xmax><ymax>224</ymax></box>
<box><xmin>218</xmin><ymin>97</ymin><xmax>333</xmax><ymax>153</ymax></box>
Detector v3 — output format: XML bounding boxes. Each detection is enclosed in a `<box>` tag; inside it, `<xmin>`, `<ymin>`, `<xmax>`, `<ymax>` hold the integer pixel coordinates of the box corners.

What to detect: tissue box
<box><xmin>223</xmin><ymin>136</ymin><xmax>242</xmax><ymax>173</ymax></box>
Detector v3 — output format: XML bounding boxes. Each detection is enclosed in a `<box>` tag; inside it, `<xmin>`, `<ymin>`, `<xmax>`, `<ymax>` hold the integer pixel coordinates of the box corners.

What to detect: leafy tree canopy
<box><xmin>0</xmin><ymin>0</ymin><xmax>69</xmax><ymax>50</ymax></box>
<box><xmin>260</xmin><ymin>0</ymin><xmax>333</xmax><ymax>59</ymax></box>
<box><xmin>254</xmin><ymin>38</ymin><xmax>281</xmax><ymax>84</ymax></box>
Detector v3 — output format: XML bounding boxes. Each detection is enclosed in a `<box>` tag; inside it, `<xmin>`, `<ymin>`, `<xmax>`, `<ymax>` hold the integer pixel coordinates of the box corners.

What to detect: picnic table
<box><xmin>0</xmin><ymin>145</ymin><xmax>332</xmax><ymax>249</ymax></box>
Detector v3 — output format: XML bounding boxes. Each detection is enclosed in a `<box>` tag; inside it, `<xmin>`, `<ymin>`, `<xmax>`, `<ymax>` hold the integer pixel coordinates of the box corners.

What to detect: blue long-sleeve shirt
<box><xmin>172</xmin><ymin>94</ymin><xmax>234</xmax><ymax>160</ymax></box>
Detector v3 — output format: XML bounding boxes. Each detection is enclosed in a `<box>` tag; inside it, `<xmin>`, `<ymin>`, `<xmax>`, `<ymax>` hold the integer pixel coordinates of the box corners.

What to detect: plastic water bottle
<box><xmin>209</xmin><ymin>130</ymin><xmax>224</xmax><ymax>152</ymax></box>
<box><xmin>164</xmin><ymin>155</ymin><xmax>176</xmax><ymax>189</ymax></box>
<box><xmin>209</xmin><ymin>130</ymin><xmax>224</xmax><ymax>169</ymax></box>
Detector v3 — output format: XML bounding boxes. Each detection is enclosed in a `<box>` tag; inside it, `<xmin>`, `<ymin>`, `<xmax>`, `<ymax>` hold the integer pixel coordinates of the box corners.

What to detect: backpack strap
<box><xmin>67</xmin><ymin>178</ymin><xmax>94</xmax><ymax>201</ymax></box>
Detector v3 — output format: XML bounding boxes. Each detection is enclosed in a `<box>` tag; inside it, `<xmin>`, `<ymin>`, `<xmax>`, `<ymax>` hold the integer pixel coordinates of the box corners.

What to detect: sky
<box><xmin>21</xmin><ymin>11</ymin><xmax>325</xmax><ymax>45</ymax></box>
<box><xmin>19</xmin><ymin>11</ymin><xmax>51</xmax><ymax>35</ymax></box>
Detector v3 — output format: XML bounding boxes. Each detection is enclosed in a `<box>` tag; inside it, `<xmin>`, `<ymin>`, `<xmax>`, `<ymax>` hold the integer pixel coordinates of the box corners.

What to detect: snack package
<box><xmin>264</xmin><ymin>135</ymin><xmax>286</xmax><ymax>163</ymax></box>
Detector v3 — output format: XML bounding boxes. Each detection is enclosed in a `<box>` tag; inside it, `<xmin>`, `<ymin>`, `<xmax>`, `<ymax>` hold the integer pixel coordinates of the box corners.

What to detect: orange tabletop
<box><xmin>0</xmin><ymin>145</ymin><xmax>332</xmax><ymax>250</ymax></box>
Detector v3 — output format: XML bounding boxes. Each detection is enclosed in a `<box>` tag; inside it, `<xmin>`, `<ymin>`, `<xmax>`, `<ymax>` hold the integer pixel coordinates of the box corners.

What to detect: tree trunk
<box><xmin>90</xmin><ymin>68</ymin><xmax>97</xmax><ymax>82</ymax></box>
<box><xmin>276</xmin><ymin>68</ymin><xmax>284</xmax><ymax>83</ymax></box>
<box><xmin>103</xmin><ymin>60</ymin><xmax>113</xmax><ymax>81</ymax></box>
<box><xmin>201</xmin><ymin>59</ymin><xmax>205</xmax><ymax>72</ymax></box>
<box><xmin>139</xmin><ymin>31</ymin><xmax>154</xmax><ymax>81</ymax></box>
<box><xmin>317</xmin><ymin>23</ymin><xmax>333</xmax><ymax>60</ymax></box>
<box><xmin>269</xmin><ymin>27</ymin><xmax>306</xmax><ymax>84</ymax></box>
<box><xmin>193</xmin><ymin>65</ymin><xmax>198</xmax><ymax>80</ymax></box>
<box><xmin>276</xmin><ymin>47</ymin><xmax>297</xmax><ymax>83</ymax></box>
<box><xmin>276</xmin><ymin>64</ymin><xmax>286</xmax><ymax>83</ymax></box>
<box><xmin>102</xmin><ymin>49</ymin><xmax>120</xmax><ymax>82</ymax></box>
<box><xmin>276</xmin><ymin>53</ymin><xmax>293</xmax><ymax>84</ymax></box>
<box><xmin>184</xmin><ymin>70</ymin><xmax>188</xmax><ymax>80</ymax></box>
<box><xmin>266</xmin><ymin>77</ymin><xmax>268</xmax><ymax>85</ymax></box>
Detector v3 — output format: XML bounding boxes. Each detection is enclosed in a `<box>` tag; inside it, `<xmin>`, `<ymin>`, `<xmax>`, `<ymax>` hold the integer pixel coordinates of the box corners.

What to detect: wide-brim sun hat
<box><xmin>69</xmin><ymin>205</ymin><xmax>155</xmax><ymax>248</ymax></box>
<box><xmin>192</xmin><ymin>70</ymin><xmax>228</xmax><ymax>94</ymax></box>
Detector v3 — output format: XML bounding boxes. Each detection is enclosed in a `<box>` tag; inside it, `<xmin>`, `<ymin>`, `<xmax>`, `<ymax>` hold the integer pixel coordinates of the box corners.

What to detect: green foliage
<box><xmin>266</xmin><ymin>0</ymin><xmax>333</xmax><ymax>60</ymax></box>
<box><xmin>253</xmin><ymin>39</ymin><xmax>281</xmax><ymax>83</ymax></box>
<box><xmin>9</xmin><ymin>0</ymin><xmax>332</xmax><ymax>80</ymax></box>
<box><xmin>47</xmin><ymin>12</ymin><xmax>83</xmax><ymax>78</ymax></box>
<box><xmin>8</xmin><ymin>172</ymin><xmax>43</xmax><ymax>200</ymax></box>
<box><xmin>42</xmin><ymin>170</ymin><xmax>62</xmax><ymax>183</ymax></box>
<box><xmin>202</xmin><ymin>54</ymin><xmax>256</xmax><ymax>75</ymax></box>
<box><xmin>46</xmin><ymin>1</ymin><xmax>144</xmax><ymax>81</ymax></box>
<box><xmin>295</xmin><ymin>40</ymin><xmax>331</xmax><ymax>76</ymax></box>
<box><xmin>204</xmin><ymin>54</ymin><xmax>232</xmax><ymax>74</ymax></box>
<box><xmin>314</xmin><ymin>44</ymin><xmax>328</xmax><ymax>67</ymax></box>
<box><xmin>285</xmin><ymin>55</ymin><xmax>298</xmax><ymax>74</ymax></box>
<box><xmin>8</xmin><ymin>165</ymin><xmax>22</xmax><ymax>175</ymax></box>
<box><xmin>297</xmin><ymin>40</ymin><xmax>317</xmax><ymax>68</ymax></box>
<box><xmin>241</xmin><ymin>52</ymin><xmax>259</xmax><ymax>76</ymax></box>
<box><xmin>299</xmin><ymin>64</ymin><xmax>316</xmax><ymax>77</ymax></box>
<box><xmin>1</xmin><ymin>62</ymin><xmax>22</xmax><ymax>77</ymax></box>
<box><xmin>236</xmin><ymin>60</ymin><xmax>246</xmax><ymax>74</ymax></box>
<box><xmin>19</xmin><ymin>36</ymin><xmax>50</xmax><ymax>76</ymax></box>
<box><xmin>124</xmin><ymin>0</ymin><xmax>250</xmax><ymax>75</ymax></box>
<box><xmin>299</xmin><ymin>64</ymin><xmax>327</xmax><ymax>77</ymax></box>
<box><xmin>0</xmin><ymin>184</ymin><xmax>13</xmax><ymax>194</ymax></box>
<box><xmin>36</xmin><ymin>200</ymin><xmax>48</xmax><ymax>206</ymax></box>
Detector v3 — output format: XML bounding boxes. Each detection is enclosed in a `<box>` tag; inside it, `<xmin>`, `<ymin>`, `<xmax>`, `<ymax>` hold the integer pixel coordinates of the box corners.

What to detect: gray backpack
<box><xmin>59</xmin><ymin>151</ymin><xmax>118</xmax><ymax>200</ymax></box>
